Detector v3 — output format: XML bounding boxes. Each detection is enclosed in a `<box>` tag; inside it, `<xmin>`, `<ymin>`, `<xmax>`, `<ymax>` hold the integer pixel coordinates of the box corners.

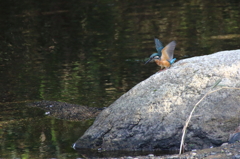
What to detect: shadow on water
<box><xmin>0</xmin><ymin>0</ymin><xmax>240</xmax><ymax>158</ymax></box>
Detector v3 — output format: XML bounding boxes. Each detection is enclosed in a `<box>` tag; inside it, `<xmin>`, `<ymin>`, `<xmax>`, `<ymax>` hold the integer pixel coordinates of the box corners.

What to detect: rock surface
<box><xmin>73</xmin><ymin>50</ymin><xmax>240</xmax><ymax>151</ymax></box>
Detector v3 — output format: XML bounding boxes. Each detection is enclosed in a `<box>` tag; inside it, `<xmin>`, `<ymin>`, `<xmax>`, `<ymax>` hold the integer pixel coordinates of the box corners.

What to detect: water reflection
<box><xmin>0</xmin><ymin>103</ymin><xmax>91</xmax><ymax>158</ymax></box>
<box><xmin>1</xmin><ymin>0</ymin><xmax>240</xmax><ymax>107</ymax></box>
<box><xmin>0</xmin><ymin>0</ymin><xmax>240</xmax><ymax>158</ymax></box>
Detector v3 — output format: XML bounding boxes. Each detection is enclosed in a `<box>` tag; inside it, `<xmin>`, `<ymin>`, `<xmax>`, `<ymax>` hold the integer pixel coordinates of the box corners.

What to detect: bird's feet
<box><xmin>157</xmin><ymin>68</ymin><xmax>167</xmax><ymax>73</ymax></box>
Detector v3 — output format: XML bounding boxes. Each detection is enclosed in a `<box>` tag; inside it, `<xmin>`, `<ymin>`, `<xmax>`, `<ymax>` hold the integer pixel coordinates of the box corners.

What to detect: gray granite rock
<box><xmin>74</xmin><ymin>50</ymin><xmax>240</xmax><ymax>151</ymax></box>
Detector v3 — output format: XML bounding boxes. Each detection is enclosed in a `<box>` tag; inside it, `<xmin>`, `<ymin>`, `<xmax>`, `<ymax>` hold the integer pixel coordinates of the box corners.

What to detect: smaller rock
<box><xmin>226</xmin><ymin>152</ymin><xmax>232</xmax><ymax>156</ymax></box>
<box><xmin>28</xmin><ymin>100</ymin><xmax>101</xmax><ymax>121</ymax></box>
<box><xmin>45</xmin><ymin>112</ymin><xmax>50</xmax><ymax>115</ymax></box>
<box><xmin>221</xmin><ymin>143</ymin><xmax>228</xmax><ymax>146</ymax></box>
<box><xmin>210</xmin><ymin>152</ymin><xmax>216</xmax><ymax>155</ymax></box>
<box><xmin>229</xmin><ymin>132</ymin><xmax>240</xmax><ymax>143</ymax></box>
<box><xmin>165</xmin><ymin>155</ymin><xmax>179</xmax><ymax>159</ymax></box>
<box><xmin>148</xmin><ymin>154</ymin><xmax>154</xmax><ymax>157</ymax></box>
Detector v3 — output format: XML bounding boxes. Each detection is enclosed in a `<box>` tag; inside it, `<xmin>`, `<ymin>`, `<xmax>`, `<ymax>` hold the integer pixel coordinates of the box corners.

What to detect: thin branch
<box><xmin>179</xmin><ymin>81</ymin><xmax>240</xmax><ymax>154</ymax></box>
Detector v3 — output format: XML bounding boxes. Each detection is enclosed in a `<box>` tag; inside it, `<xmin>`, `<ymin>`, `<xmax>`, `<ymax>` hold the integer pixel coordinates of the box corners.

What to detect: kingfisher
<box><xmin>145</xmin><ymin>38</ymin><xmax>176</xmax><ymax>70</ymax></box>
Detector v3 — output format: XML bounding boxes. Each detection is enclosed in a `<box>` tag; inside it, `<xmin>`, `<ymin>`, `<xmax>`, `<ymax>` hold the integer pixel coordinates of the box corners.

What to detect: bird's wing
<box><xmin>154</xmin><ymin>38</ymin><xmax>164</xmax><ymax>55</ymax></box>
<box><xmin>161</xmin><ymin>41</ymin><xmax>176</xmax><ymax>61</ymax></box>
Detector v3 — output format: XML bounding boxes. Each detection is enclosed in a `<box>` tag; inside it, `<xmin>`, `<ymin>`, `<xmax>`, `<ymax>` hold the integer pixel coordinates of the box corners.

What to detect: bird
<box><xmin>145</xmin><ymin>38</ymin><xmax>176</xmax><ymax>70</ymax></box>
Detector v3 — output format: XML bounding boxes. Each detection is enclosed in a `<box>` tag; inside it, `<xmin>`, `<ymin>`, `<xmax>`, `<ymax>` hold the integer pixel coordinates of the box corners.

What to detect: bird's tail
<box><xmin>169</xmin><ymin>58</ymin><xmax>176</xmax><ymax>64</ymax></box>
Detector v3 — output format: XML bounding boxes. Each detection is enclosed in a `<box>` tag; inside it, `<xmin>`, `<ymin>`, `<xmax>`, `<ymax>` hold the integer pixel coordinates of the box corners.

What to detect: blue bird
<box><xmin>145</xmin><ymin>38</ymin><xmax>176</xmax><ymax>70</ymax></box>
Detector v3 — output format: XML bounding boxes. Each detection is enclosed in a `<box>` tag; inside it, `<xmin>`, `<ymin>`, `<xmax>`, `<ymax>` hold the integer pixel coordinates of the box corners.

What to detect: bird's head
<box><xmin>145</xmin><ymin>53</ymin><xmax>160</xmax><ymax>64</ymax></box>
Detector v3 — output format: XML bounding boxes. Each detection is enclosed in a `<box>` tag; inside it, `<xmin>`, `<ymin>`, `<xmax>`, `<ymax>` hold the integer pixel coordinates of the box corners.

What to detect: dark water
<box><xmin>0</xmin><ymin>0</ymin><xmax>240</xmax><ymax>158</ymax></box>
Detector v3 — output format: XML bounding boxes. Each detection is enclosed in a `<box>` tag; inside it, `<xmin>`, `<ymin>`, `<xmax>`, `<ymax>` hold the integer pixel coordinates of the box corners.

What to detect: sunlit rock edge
<box><xmin>74</xmin><ymin>49</ymin><xmax>240</xmax><ymax>151</ymax></box>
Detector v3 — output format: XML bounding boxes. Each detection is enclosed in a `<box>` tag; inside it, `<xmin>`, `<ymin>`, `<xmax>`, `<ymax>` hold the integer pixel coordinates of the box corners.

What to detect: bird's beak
<box><xmin>144</xmin><ymin>58</ymin><xmax>152</xmax><ymax>65</ymax></box>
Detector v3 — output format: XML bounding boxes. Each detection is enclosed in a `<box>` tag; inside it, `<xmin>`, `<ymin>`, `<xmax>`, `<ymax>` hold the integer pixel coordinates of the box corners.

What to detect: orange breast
<box><xmin>154</xmin><ymin>59</ymin><xmax>170</xmax><ymax>68</ymax></box>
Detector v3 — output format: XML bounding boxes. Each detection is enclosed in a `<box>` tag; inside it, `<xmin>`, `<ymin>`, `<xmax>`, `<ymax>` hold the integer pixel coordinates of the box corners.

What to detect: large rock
<box><xmin>73</xmin><ymin>50</ymin><xmax>240</xmax><ymax>151</ymax></box>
